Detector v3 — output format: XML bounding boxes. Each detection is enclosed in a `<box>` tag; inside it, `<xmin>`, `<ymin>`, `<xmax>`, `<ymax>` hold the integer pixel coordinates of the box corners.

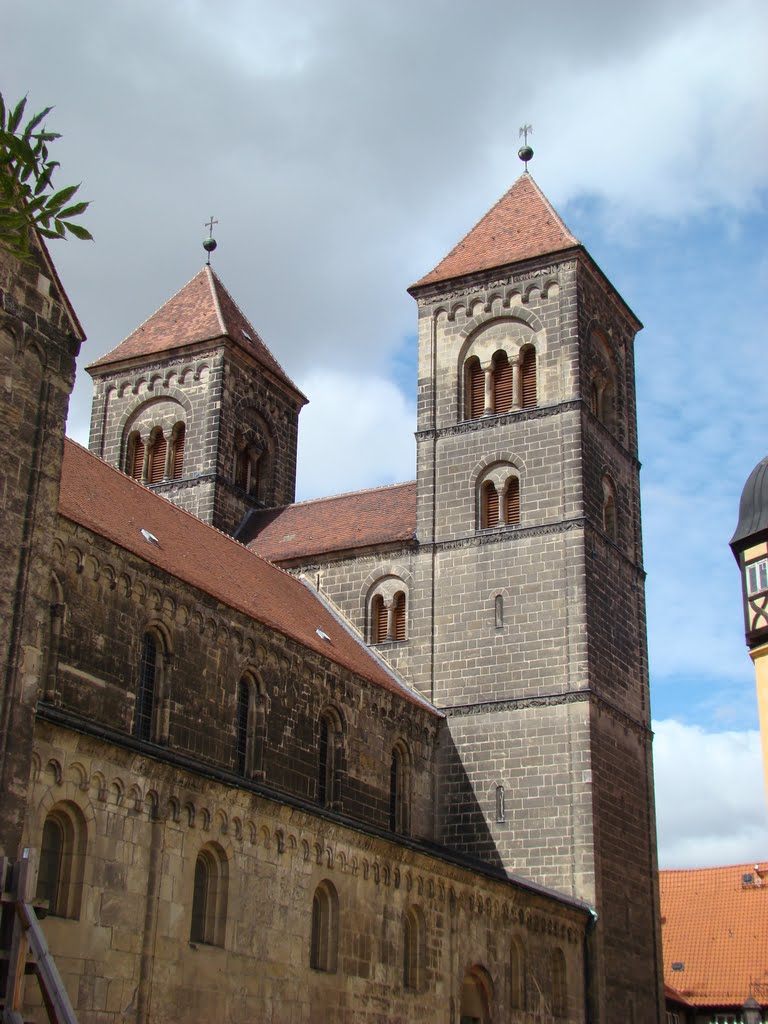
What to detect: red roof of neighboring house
<box><xmin>660</xmin><ymin>863</ymin><xmax>768</xmax><ymax>1008</ymax></box>
<box><xmin>58</xmin><ymin>441</ymin><xmax>434</xmax><ymax>713</ymax></box>
<box><xmin>242</xmin><ymin>482</ymin><xmax>417</xmax><ymax>563</ymax></box>
<box><xmin>411</xmin><ymin>173</ymin><xmax>579</xmax><ymax>290</ymax></box>
<box><xmin>86</xmin><ymin>266</ymin><xmax>306</xmax><ymax>401</ymax></box>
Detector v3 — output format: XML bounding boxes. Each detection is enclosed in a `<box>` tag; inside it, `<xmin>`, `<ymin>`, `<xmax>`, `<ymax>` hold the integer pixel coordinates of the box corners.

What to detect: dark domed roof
<box><xmin>730</xmin><ymin>455</ymin><xmax>768</xmax><ymax>552</ymax></box>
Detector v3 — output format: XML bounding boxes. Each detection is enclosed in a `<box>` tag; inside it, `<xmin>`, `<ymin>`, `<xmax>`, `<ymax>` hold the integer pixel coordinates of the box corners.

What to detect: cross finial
<box><xmin>203</xmin><ymin>216</ymin><xmax>219</xmax><ymax>265</ymax></box>
<box><xmin>518</xmin><ymin>125</ymin><xmax>534</xmax><ymax>171</ymax></box>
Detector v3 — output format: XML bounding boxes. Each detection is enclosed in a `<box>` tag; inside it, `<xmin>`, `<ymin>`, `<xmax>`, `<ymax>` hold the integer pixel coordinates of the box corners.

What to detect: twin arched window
<box><xmin>190</xmin><ymin>844</ymin><xmax>228</xmax><ymax>946</ymax></box>
<box><xmin>369</xmin><ymin>583</ymin><xmax>408</xmax><ymax>644</ymax></box>
<box><xmin>310</xmin><ymin>880</ymin><xmax>339</xmax><ymax>972</ymax></box>
<box><xmin>127</xmin><ymin>421</ymin><xmax>185</xmax><ymax>484</ymax></box>
<box><xmin>465</xmin><ymin>346</ymin><xmax>537</xmax><ymax>420</ymax></box>
<box><xmin>480</xmin><ymin>472</ymin><xmax>520</xmax><ymax>530</ymax></box>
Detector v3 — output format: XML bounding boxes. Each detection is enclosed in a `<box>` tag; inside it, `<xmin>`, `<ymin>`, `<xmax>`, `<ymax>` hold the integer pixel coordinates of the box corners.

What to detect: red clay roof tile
<box><xmin>660</xmin><ymin>863</ymin><xmax>768</xmax><ymax>1007</ymax></box>
<box><xmin>411</xmin><ymin>173</ymin><xmax>579</xmax><ymax>289</ymax></box>
<box><xmin>86</xmin><ymin>267</ymin><xmax>306</xmax><ymax>401</ymax></box>
<box><xmin>58</xmin><ymin>441</ymin><xmax>434</xmax><ymax>713</ymax></box>
<box><xmin>242</xmin><ymin>482</ymin><xmax>417</xmax><ymax>563</ymax></box>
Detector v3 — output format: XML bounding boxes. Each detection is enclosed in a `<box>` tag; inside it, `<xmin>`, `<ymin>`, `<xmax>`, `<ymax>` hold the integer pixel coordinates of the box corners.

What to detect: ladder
<box><xmin>0</xmin><ymin>853</ymin><xmax>78</xmax><ymax>1024</ymax></box>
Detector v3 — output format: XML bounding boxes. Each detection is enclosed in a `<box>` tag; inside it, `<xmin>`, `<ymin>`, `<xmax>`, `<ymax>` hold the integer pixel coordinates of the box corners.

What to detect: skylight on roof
<box><xmin>316</xmin><ymin>628</ymin><xmax>331</xmax><ymax>642</ymax></box>
<box><xmin>241</xmin><ymin>329</ymin><xmax>252</xmax><ymax>341</ymax></box>
<box><xmin>140</xmin><ymin>528</ymin><xmax>159</xmax><ymax>545</ymax></box>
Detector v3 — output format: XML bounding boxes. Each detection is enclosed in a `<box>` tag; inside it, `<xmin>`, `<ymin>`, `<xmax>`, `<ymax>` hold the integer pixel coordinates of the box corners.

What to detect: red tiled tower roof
<box><xmin>86</xmin><ymin>266</ymin><xmax>306</xmax><ymax>401</ymax></box>
<box><xmin>660</xmin><ymin>863</ymin><xmax>768</xmax><ymax>1008</ymax></box>
<box><xmin>57</xmin><ymin>440</ymin><xmax>433</xmax><ymax>712</ymax></box>
<box><xmin>411</xmin><ymin>173</ymin><xmax>579</xmax><ymax>289</ymax></box>
<box><xmin>242</xmin><ymin>482</ymin><xmax>417</xmax><ymax>563</ymax></box>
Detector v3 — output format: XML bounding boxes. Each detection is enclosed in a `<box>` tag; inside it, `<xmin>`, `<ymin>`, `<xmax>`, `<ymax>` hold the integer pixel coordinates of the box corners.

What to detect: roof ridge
<box><xmin>207</xmin><ymin>267</ymin><xmax>299</xmax><ymax>391</ymax></box>
<box><xmin>284</xmin><ymin>479</ymin><xmax>417</xmax><ymax>509</ymax></box>
<box><xmin>660</xmin><ymin>861</ymin><xmax>768</xmax><ymax>874</ymax></box>
<box><xmin>205</xmin><ymin>265</ymin><xmax>227</xmax><ymax>337</ymax></box>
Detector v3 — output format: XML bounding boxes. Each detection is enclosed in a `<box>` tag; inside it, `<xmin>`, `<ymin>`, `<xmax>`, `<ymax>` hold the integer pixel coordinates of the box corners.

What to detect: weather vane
<box><xmin>203</xmin><ymin>216</ymin><xmax>219</xmax><ymax>265</ymax></box>
<box><xmin>518</xmin><ymin>125</ymin><xmax>534</xmax><ymax>171</ymax></box>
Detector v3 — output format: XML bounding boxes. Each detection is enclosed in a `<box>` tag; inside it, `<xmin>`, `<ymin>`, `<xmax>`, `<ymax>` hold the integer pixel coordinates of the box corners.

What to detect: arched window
<box><xmin>492</xmin><ymin>350</ymin><xmax>513</xmax><ymax>413</ymax></box>
<box><xmin>521</xmin><ymin>346</ymin><xmax>537</xmax><ymax>408</ymax></box>
<box><xmin>466</xmin><ymin>356</ymin><xmax>485</xmax><ymax>419</ymax></box>
<box><xmin>318</xmin><ymin>710</ymin><xmax>342</xmax><ymax>810</ymax></box>
<box><xmin>135</xmin><ymin>633</ymin><xmax>158</xmax><ymax>742</ymax></box>
<box><xmin>602</xmin><ymin>476</ymin><xmax>617</xmax><ymax>541</ymax></box>
<box><xmin>190</xmin><ymin>844</ymin><xmax>228</xmax><ymax>947</ymax></box>
<box><xmin>390</xmin><ymin>741</ymin><xmax>411</xmax><ymax>835</ymax></box>
<box><xmin>147</xmin><ymin>427</ymin><xmax>167</xmax><ymax>484</ymax></box>
<box><xmin>510</xmin><ymin>937</ymin><xmax>526</xmax><ymax>1009</ymax></box>
<box><xmin>235</xmin><ymin>675</ymin><xmax>265</xmax><ymax>779</ymax></box>
<box><xmin>310</xmin><ymin>881</ymin><xmax>338</xmax><ymax>972</ymax></box>
<box><xmin>128</xmin><ymin>431</ymin><xmax>145</xmax><ymax>481</ymax></box>
<box><xmin>371</xmin><ymin>594</ymin><xmax>388</xmax><ymax>644</ymax></box>
<box><xmin>494</xmin><ymin>594</ymin><xmax>504</xmax><ymax>629</ymax></box>
<box><xmin>551</xmin><ymin>947</ymin><xmax>567</xmax><ymax>1018</ymax></box>
<box><xmin>392</xmin><ymin>591</ymin><xmax>407</xmax><ymax>642</ymax></box>
<box><xmin>170</xmin><ymin>422</ymin><xmax>185</xmax><ymax>479</ymax></box>
<box><xmin>504</xmin><ymin>476</ymin><xmax>520</xmax><ymax>525</ymax></box>
<box><xmin>481</xmin><ymin>481</ymin><xmax>500</xmax><ymax>529</ymax></box>
<box><xmin>479</xmin><ymin>465</ymin><xmax>521</xmax><ymax>530</ymax></box>
<box><xmin>403</xmin><ymin>905</ymin><xmax>426</xmax><ymax>992</ymax></box>
<box><xmin>36</xmin><ymin>802</ymin><xmax>87</xmax><ymax>919</ymax></box>
<box><xmin>589</xmin><ymin>331</ymin><xmax>618</xmax><ymax>433</ymax></box>
<box><xmin>368</xmin><ymin>579</ymin><xmax>409</xmax><ymax>644</ymax></box>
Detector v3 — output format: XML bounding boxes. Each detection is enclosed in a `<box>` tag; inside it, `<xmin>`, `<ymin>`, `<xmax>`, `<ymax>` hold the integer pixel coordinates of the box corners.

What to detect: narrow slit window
<box><xmin>467</xmin><ymin>358</ymin><xmax>485</xmax><ymax>419</ymax></box>
<box><xmin>135</xmin><ymin>633</ymin><xmax>157</xmax><ymax>742</ymax></box>
<box><xmin>148</xmin><ymin>430</ymin><xmax>167</xmax><ymax>483</ymax></box>
<box><xmin>130</xmin><ymin>434</ymin><xmax>145</xmax><ymax>480</ymax></box>
<box><xmin>392</xmin><ymin>591</ymin><xmax>406</xmax><ymax>642</ymax></box>
<box><xmin>482</xmin><ymin>481</ymin><xmax>499</xmax><ymax>529</ymax></box>
<box><xmin>171</xmin><ymin>423</ymin><xmax>185</xmax><ymax>479</ymax></box>
<box><xmin>371</xmin><ymin>594</ymin><xmax>388</xmax><ymax>643</ymax></box>
<box><xmin>505</xmin><ymin>477</ymin><xmax>520</xmax><ymax>524</ymax></box>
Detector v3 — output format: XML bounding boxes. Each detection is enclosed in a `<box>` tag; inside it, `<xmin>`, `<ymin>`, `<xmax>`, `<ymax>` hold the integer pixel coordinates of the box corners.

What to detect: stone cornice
<box><xmin>442</xmin><ymin>688</ymin><xmax>651</xmax><ymax>737</ymax></box>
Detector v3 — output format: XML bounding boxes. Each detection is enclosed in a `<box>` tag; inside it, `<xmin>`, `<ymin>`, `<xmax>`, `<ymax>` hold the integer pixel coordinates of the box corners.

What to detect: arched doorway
<box><xmin>459</xmin><ymin>965</ymin><xmax>492</xmax><ymax>1024</ymax></box>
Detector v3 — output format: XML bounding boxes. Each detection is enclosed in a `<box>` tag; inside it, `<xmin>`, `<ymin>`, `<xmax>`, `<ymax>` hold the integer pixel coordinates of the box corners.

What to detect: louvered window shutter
<box><xmin>172</xmin><ymin>424</ymin><xmax>185</xmax><ymax>479</ymax></box>
<box><xmin>468</xmin><ymin>360</ymin><xmax>484</xmax><ymax>419</ymax></box>
<box><xmin>505</xmin><ymin>477</ymin><xmax>520</xmax><ymax>524</ymax></box>
<box><xmin>131</xmin><ymin>436</ymin><xmax>145</xmax><ymax>480</ymax></box>
<box><xmin>148</xmin><ymin>432</ymin><xmax>167</xmax><ymax>483</ymax></box>
<box><xmin>493</xmin><ymin>353</ymin><xmax>513</xmax><ymax>413</ymax></box>
<box><xmin>372</xmin><ymin>596</ymin><xmax>387</xmax><ymax>643</ymax></box>
<box><xmin>393</xmin><ymin>592</ymin><xmax>406</xmax><ymax>642</ymax></box>
<box><xmin>521</xmin><ymin>349</ymin><xmax>537</xmax><ymax>408</ymax></box>
<box><xmin>483</xmin><ymin>482</ymin><xmax>500</xmax><ymax>528</ymax></box>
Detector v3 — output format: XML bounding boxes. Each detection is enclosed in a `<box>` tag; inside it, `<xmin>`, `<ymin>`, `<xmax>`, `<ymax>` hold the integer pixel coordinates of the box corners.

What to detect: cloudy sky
<box><xmin>6</xmin><ymin>0</ymin><xmax>768</xmax><ymax>868</ymax></box>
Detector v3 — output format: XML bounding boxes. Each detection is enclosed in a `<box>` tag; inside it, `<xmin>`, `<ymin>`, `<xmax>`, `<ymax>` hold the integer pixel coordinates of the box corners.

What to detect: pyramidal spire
<box><xmin>86</xmin><ymin>267</ymin><xmax>305</xmax><ymax>400</ymax></box>
<box><xmin>411</xmin><ymin>174</ymin><xmax>580</xmax><ymax>290</ymax></box>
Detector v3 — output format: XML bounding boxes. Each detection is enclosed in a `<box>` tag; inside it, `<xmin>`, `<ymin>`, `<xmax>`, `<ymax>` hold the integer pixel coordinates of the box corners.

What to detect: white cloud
<box><xmin>295</xmin><ymin>369</ymin><xmax>415</xmax><ymax>500</ymax></box>
<box><xmin>653</xmin><ymin>718</ymin><xmax>768</xmax><ymax>868</ymax></box>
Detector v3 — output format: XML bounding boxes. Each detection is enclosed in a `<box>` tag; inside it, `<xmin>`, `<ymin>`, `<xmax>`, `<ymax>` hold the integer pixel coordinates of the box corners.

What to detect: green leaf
<box><xmin>23</xmin><ymin>106</ymin><xmax>53</xmax><ymax>138</ymax></box>
<box><xmin>58</xmin><ymin>201</ymin><xmax>90</xmax><ymax>218</ymax></box>
<box><xmin>47</xmin><ymin>183</ymin><xmax>79</xmax><ymax>210</ymax></box>
<box><xmin>62</xmin><ymin>221</ymin><xmax>93</xmax><ymax>241</ymax></box>
<box><xmin>8</xmin><ymin>96</ymin><xmax>27</xmax><ymax>134</ymax></box>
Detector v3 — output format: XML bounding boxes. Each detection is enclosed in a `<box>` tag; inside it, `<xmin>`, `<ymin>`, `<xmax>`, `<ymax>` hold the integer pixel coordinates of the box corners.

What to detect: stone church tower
<box><xmin>407</xmin><ymin>173</ymin><xmax>661</xmax><ymax>1018</ymax></box>
<box><xmin>87</xmin><ymin>265</ymin><xmax>306</xmax><ymax>534</ymax></box>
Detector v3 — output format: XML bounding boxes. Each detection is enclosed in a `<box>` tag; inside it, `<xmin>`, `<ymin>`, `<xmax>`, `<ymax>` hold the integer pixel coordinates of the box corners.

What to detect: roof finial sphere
<box><xmin>203</xmin><ymin>236</ymin><xmax>218</xmax><ymax>254</ymax></box>
<box><xmin>518</xmin><ymin>144</ymin><xmax>534</xmax><ymax>166</ymax></box>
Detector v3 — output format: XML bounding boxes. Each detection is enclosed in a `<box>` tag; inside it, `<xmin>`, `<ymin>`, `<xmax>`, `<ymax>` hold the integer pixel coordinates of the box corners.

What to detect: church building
<box><xmin>0</xmin><ymin>169</ymin><xmax>663</xmax><ymax>1022</ymax></box>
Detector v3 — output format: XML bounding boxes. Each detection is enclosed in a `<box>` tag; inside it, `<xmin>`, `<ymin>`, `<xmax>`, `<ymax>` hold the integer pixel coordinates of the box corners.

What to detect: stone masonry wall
<box><xmin>25</xmin><ymin>720</ymin><xmax>589</xmax><ymax>1024</ymax></box>
<box><xmin>0</xmin><ymin>240</ymin><xmax>81</xmax><ymax>857</ymax></box>
<box><xmin>50</xmin><ymin>516</ymin><xmax>437</xmax><ymax>839</ymax></box>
